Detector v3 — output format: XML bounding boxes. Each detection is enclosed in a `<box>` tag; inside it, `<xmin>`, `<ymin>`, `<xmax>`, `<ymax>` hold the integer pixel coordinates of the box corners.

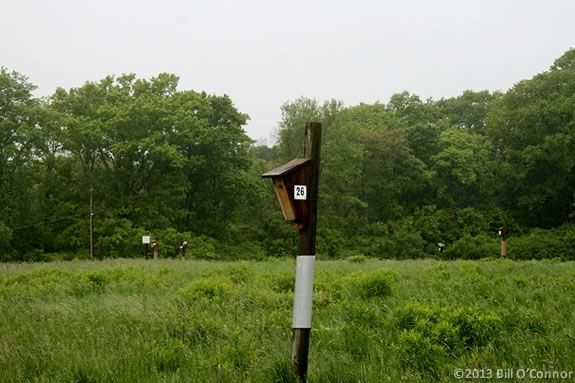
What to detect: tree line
<box><xmin>1</xmin><ymin>49</ymin><xmax>574</xmax><ymax>261</ymax></box>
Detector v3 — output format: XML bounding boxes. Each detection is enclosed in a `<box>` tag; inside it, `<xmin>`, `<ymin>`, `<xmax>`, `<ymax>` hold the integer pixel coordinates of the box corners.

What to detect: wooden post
<box><xmin>291</xmin><ymin>122</ymin><xmax>322</xmax><ymax>381</ymax></box>
<box><xmin>498</xmin><ymin>227</ymin><xmax>508</xmax><ymax>257</ymax></box>
<box><xmin>500</xmin><ymin>239</ymin><xmax>508</xmax><ymax>257</ymax></box>
<box><xmin>151</xmin><ymin>240</ymin><xmax>159</xmax><ymax>260</ymax></box>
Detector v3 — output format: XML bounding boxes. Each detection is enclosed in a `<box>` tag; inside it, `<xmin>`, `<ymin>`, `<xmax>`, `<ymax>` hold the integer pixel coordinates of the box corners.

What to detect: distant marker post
<box><xmin>498</xmin><ymin>227</ymin><xmax>508</xmax><ymax>257</ymax></box>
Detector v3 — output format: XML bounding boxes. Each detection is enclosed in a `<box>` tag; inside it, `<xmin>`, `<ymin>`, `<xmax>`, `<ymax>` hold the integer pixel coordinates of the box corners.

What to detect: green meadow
<box><xmin>1</xmin><ymin>258</ymin><xmax>574</xmax><ymax>382</ymax></box>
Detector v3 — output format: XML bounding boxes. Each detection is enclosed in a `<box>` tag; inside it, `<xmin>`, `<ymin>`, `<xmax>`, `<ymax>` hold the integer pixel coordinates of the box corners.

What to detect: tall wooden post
<box><xmin>291</xmin><ymin>122</ymin><xmax>322</xmax><ymax>381</ymax></box>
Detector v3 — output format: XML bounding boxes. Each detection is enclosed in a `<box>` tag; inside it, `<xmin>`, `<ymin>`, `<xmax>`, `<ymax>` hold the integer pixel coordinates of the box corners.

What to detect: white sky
<box><xmin>2</xmin><ymin>0</ymin><xmax>574</xmax><ymax>144</ymax></box>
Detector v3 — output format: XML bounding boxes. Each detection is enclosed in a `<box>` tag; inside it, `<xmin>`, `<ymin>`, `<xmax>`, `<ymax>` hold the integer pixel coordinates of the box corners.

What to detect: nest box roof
<box><xmin>261</xmin><ymin>158</ymin><xmax>310</xmax><ymax>178</ymax></box>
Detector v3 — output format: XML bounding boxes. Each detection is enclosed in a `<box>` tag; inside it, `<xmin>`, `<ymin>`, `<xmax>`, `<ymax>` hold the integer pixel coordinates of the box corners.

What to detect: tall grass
<box><xmin>0</xmin><ymin>258</ymin><xmax>574</xmax><ymax>382</ymax></box>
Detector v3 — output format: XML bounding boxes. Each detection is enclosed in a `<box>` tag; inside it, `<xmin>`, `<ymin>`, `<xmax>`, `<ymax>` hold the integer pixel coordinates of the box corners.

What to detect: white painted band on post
<box><xmin>292</xmin><ymin>255</ymin><xmax>315</xmax><ymax>329</ymax></box>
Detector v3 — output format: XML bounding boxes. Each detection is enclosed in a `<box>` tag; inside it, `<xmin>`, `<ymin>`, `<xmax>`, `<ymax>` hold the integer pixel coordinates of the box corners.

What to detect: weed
<box><xmin>1</xmin><ymin>259</ymin><xmax>574</xmax><ymax>382</ymax></box>
<box><xmin>152</xmin><ymin>339</ymin><xmax>188</xmax><ymax>373</ymax></box>
<box><xmin>346</xmin><ymin>254</ymin><xmax>368</xmax><ymax>263</ymax></box>
<box><xmin>352</xmin><ymin>268</ymin><xmax>398</xmax><ymax>299</ymax></box>
<box><xmin>178</xmin><ymin>277</ymin><xmax>232</xmax><ymax>301</ymax></box>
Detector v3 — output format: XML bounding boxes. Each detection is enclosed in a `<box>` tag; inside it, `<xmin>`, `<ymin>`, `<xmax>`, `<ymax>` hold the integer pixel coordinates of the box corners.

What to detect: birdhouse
<box><xmin>498</xmin><ymin>227</ymin><xmax>508</xmax><ymax>239</ymax></box>
<box><xmin>262</xmin><ymin>158</ymin><xmax>312</xmax><ymax>229</ymax></box>
<box><xmin>437</xmin><ymin>242</ymin><xmax>445</xmax><ymax>253</ymax></box>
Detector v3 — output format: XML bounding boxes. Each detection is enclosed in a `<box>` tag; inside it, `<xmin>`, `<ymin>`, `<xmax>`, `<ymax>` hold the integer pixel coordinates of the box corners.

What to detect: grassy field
<box><xmin>1</xmin><ymin>258</ymin><xmax>574</xmax><ymax>382</ymax></box>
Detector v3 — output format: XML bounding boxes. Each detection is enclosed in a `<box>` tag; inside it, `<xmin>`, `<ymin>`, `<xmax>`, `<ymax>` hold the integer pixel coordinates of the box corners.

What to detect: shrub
<box><xmin>316</xmin><ymin>227</ymin><xmax>345</xmax><ymax>258</ymax></box>
<box><xmin>178</xmin><ymin>277</ymin><xmax>232</xmax><ymax>301</ymax></box>
<box><xmin>262</xmin><ymin>238</ymin><xmax>294</xmax><ymax>258</ymax></box>
<box><xmin>71</xmin><ymin>271</ymin><xmax>110</xmax><ymax>297</ymax></box>
<box><xmin>0</xmin><ymin>222</ymin><xmax>13</xmax><ymax>248</ymax></box>
<box><xmin>260</xmin><ymin>215</ymin><xmax>297</xmax><ymax>258</ymax></box>
<box><xmin>342</xmin><ymin>301</ymin><xmax>385</xmax><ymax>327</ymax></box>
<box><xmin>4</xmin><ymin>268</ymin><xmax>70</xmax><ymax>296</ymax></box>
<box><xmin>395</xmin><ymin>303</ymin><xmax>504</xmax><ymax>359</ymax></box>
<box><xmin>221</xmin><ymin>333</ymin><xmax>256</xmax><ymax>371</ymax></box>
<box><xmin>218</xmin><ymin>242</ymin><xmax>265</xmax><ymax>261</ymax></box>
<box><xmin>152</xmin><ymin>338</ymin><xmax>188</xmax><ymax>372</ymax></box>
<box><xmin>266</xmin><ymin>360</ymin><xmax>296</xmax><ymax>383</ymax></box>
<box><xmin>22</xmin><ymin>248</ymin><xmax>49</xmax><ymax>262</ymax></box>
<box><xmin>396</xmin><ymin>302</ymin><xmax>441</xmax><ymax>330</ymax></box>
<box><xmin>185</xmin><ymin>236</ymin><xmax>219</xmax><ymax>260</ymax></box>
<box><xmin>449</xmin><ymin>308</ymin><xmax>503</xmax><ymax>349</ymax></box>
<box><xmin>443</xmin><ymin>234</ymin><xmax>499</xmax><ymax>259</ymax></box>
<box><xmin>54</xmin><ymin>220</ymin><xmax>88</xmax><ymax>252</ymax></box>
<box><xmin>366</xmin><ymin>221</ymin><xmax>427</xmax><ymax>259</ymax></box>
<box><xmin>352</xmin><ymin>268</ymin><xmax>398</xmax><ymax>298</ymax></box>
<box><xmin>346</xmin><ymin>254</ymin><xmax>368</xmax><ymax>263</ymax></box>
<box><xmin>72</xmin><ymin>367</ymin><xmax>97</xmax><ymax>383</ymax></box>
<box><xmin>168</xmin><ymin>314</ymin><xmax>228</xmax><ymax>348</ymax></box>
<box><xmin>397</xmin><ymin>329</ymin><xmax>444</xmax><ymax>376</ymax></box>
<box><xmin>224</xmin><ymin>264</ymin><xmax>253</xmax><ymax>285</ymax></box>
<box><xmin>509</xmin><ymin>225</ymin><xmax>575</xmax><ymax>260</ymax></box>
<box><xmin>154</xmin><ymin>228</ymin><xmax>193</xmax><ymax>258</ymax></box>
<box><xmin>90</xmin><ymin>218</ymin><xmax>146</xmax><ymax>258</ymax></box>
<box><xmin>270</xmin><ymin>272</ymin><xmax>294</xmax><ymax>293</ymax></box>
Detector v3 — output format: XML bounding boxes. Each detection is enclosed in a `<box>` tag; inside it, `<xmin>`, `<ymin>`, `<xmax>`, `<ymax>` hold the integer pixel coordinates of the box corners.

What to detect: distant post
<box><xmin>498</xmin><ymin>227</ymin><xmax>508</xmax><ymax>257</ymax></box>
<box><xmin>142</xmin><ymin>235</ymin><xmax>151</xmax><ymax>259</ymax></box>
<box><xmin>181</xmin><ymin>240</ymin><xmax>188</xmax><ymax>258</ymax></box>
<box><xmin>262</xmin><ymin>122</ymin><xmax>322</xmax><ymax>381</ymax></box>
<box><xmin>151</xmin><ymin>240</ymin><xmax>159</xmax><ymax>260</ymax></box>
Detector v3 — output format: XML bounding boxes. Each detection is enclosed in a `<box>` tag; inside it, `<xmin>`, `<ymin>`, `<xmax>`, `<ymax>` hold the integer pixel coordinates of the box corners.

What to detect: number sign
<box><xmin>294</xmin><ymin>185</ymin><xmax>307</xmax><ymax>200</ymax></box>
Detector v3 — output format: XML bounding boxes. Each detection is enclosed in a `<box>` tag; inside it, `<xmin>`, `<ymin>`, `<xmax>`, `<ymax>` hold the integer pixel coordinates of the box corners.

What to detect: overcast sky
<box><xmin>3</xmin><ymin>0</ymin><xmax>574</xmax><ymax>144</ymax></box>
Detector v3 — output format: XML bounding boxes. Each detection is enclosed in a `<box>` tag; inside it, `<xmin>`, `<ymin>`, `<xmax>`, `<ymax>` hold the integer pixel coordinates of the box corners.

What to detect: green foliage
<box><xmin>152</xmin><ymin>338</ymin><xmax>188</xmax><ymax>373</ymax></box>
<box><xmin>0</xmin><ymin>70</ymin><xmax>256</xmax><ymax>260</ymax></box>
<box><xmin>178</xmin><ymin>277</ymin><xmax>232</xmax><ymax>301</ymax></box>
<box><xmin>450</xmin><ymin>308</ymin><xmax>503</xmax><ymax>350</ymax></box>
<box><xmin>351</xmin><ymin>268</ymin><xmax>397</xmax><ymax>298</ymax></box>
<box><xmin>94</xmin><ymin>218</ymin><xmax>143</xmax><ymax>258</ymax></box>
<box><xmin>436</xmin><ymin>90</ymin><xmax>502</xmax><ymax>131</ymax></box>
<box><xmin>432</xmin><ymin>128</ymin><xmax>495</xmax><ymax>207</ymax></box>
<box><xmin>508</xmin><ymin>224</ymin><xmax>575</xmax><ymax>260</ymax></box>
<box><xmin>267</xmin><ymin>49</ymin><xmax>574</xmax><ymax>261</ymax></box>
<box><xmin>0</xmin><ymin>222</ymin><xmax>13</xmax><ymax>247</ymax></box>
<box><xmin>365</xmin><ymin>221</ymin><xmax>427</xmax><ymax>259</ymax></box>
<box><xmin>259</xmin><ymin>215</ymin><xmax>297</xmax><ymax>258</ymax></box>
<box><xmin>395</xmin><ymin>302</ymin><xmax>504</xmax><ymax>371</ymax></box>
<box><xmin>397</xmin><ymin>329</ymin><xmax>445</xmax><ymax>376</ymax></box>
<box><xmin>443</xmin><ymin>234</ymin><xmax>499</xmax><ymax>260</ymax></box>
<box><xmin>1</xmin><ymin>259</ymin><xmax>575</xmax><ymax>382</ymax></box>
<box><xmin>150</xmin><ymin>228</ymin><xmax>194</xmax><ymax>258</ymax></box>
<box><xmin>270</xmin><ymin>272</ymin><xmax>295</xmax><ymax>293</ymax></box>
<box><xmin>185</xmin><ymin>235</ymin><xmax>218</xmax><ymax>260</ymax></box>
<box><xmin>345</xmin><ymin>254</ymin><xmax>367</xmax><ymax>263</ymax></box>
<box><xmin>316</xmin><ymin>227</ymin><xmax>345</xmax><ymax>258</ymax></box>
<box><xmin>218</xmin><ymin>241</ymin><xmax>266</xmax><ymax>261</ymax></box>
<box><xmin>485</xmin><ymin>49</ymin><xmax>575</xmax><ymax>227</ymax></box>
<box><xmin>2</xmin><ymin>49</ymin><xmax>575</xmax><ymax>261</ymax></box>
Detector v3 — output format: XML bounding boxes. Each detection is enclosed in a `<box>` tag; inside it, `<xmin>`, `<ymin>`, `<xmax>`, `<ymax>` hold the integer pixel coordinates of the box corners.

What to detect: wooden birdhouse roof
<box><xmin>261</xmin><ymin>158</ymin><xmax>310</xmax><ymax>178</ymax></box>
